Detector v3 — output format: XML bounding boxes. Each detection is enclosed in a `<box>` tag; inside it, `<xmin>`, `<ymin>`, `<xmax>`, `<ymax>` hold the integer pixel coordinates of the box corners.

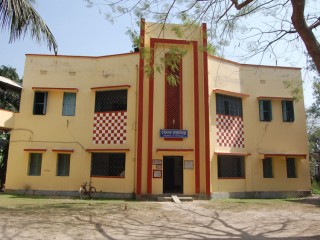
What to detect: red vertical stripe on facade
<box><xmin>193</xmin><ymin>41</ymin><xmax>200</xmax><ymax>194</ymax></box>
<box><xmin>202</xmin><ymin>23</ymin><xmax>210</xmax><ymax>196</ymax></box>
<box><xmin>136</xmin><ymin>19</ymin><xmax>145</xmax><ymax>195</ymax></box>
<box><xmin>147</xmin><ymin>39</ymin><xmax>155</xmax><ymax>194</ymax></box>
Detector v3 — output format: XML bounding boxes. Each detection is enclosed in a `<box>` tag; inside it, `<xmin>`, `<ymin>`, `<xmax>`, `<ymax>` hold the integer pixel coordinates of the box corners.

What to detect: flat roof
<box><xmin>0</xmin><ymin>76</ymin><xmax>22</xmax><ymax>89</ymax></box>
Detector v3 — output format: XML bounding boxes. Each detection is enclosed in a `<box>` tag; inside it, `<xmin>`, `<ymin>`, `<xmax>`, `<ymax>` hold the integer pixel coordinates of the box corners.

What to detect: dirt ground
<box><xmin>0</xmin><ymin>195</ymin><xmax>320</xmax><ymax>240</ymax></box>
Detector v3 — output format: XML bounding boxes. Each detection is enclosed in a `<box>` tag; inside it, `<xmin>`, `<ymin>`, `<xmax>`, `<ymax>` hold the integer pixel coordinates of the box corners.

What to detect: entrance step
<box><xmin>172</xmin><ymin>195</ymin><xmax>181</xmax><ymax>203</ymax></box>
<box><xmin>157</xmin><ymin>196</ymin><xmax>194</xmax><ymax>202</ymax></box>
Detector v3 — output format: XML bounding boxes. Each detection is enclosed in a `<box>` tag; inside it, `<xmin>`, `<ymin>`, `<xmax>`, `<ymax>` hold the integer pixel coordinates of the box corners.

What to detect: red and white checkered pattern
<box><xmin>216</xmin><ymin>114</ymin><xmax>244</xmax><ymax>148</ymax></box>
<box><xmin>93</xmin><ymin>111</ymin><xmax>127</xmax><ymax>144</ymax></box>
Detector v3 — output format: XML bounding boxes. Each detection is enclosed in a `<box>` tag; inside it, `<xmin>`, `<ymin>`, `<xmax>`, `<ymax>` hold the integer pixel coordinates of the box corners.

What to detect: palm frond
<box><xmin>0</xmin><ymin>0</ymin><xmax>58</xmax><ymax>54</ymax></box>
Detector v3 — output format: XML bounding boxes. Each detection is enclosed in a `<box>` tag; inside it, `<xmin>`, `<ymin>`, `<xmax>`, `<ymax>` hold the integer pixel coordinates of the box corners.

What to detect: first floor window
<box><xmin>218</xmin><ymin>155</ymin><xmax>245</xmax><ymax>178</ymax></box>
<box><xmin>259</xmin><ymin>100</ymin><xmax>272</xmax><ymax>121</ymax></box>
<box><xmin>282</xmin><ymin>100</ymin><xmax>295</xmax><ymax>122</ymax></box>
<box><xmin>28</xmin><ymin>153</ymin><xmax>42</xmax><ymax>176</ymax></box>
<box><xmin>286</xmin><ymin>158</ymin><xmax>297</xmax><ymax>178</ymax></box>
<box><xmin>62</xmin><ymin>92</ymin><xmax>76</xmax><ymax>116</ymax></box>
<box><xmin>33</xmin><ymin>92</ymin><xmax>48</xmax><ymax>115</ymax></box>
<box><xmin>95</xmin><ymin>90</ymin><xmax>127</xmax><ymax>112</ymax></box>
<box><xmin>216</xmin><ymin>94</ymin><xmax>243</xmax><ymax>117</ymax></box>
<box><xmin>91</xmin><ymin>153</ymin><xmax>125</xmax><ymax>177</ymax></box>
<box><xmin>57</xmin><ymin>154</ymin><xmax>70</xmax><ymax>176</ymax></box>
<box><xmin>263</xmin><ymin>158</ymin><xmax>273</xmax><ymax>178</ymax></box>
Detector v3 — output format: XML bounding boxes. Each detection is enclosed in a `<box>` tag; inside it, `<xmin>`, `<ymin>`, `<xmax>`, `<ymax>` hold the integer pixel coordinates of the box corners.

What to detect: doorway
<box><xmin>163</xmin><ymin>156</ymin><xmax>183</xmax><ymax>194</ymax></box>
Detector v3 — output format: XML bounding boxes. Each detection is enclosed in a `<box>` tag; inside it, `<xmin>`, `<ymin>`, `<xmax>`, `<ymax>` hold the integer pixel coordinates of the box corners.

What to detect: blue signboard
<box><xmin>160</xmin><ymin>129</ymin><xmax>188</xmax><ymax>138</ymax></box>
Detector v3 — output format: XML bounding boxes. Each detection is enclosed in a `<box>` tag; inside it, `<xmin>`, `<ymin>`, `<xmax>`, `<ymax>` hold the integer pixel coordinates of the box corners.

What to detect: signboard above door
<box><xmin>160</xmin><ymin>129</ymin><xmax>188</xmax><ymax>138</ymax></box>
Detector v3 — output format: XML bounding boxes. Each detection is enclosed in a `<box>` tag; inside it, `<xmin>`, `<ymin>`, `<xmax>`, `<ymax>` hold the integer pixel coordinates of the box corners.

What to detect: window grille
<box><xmin>282</xmin><ymin>100</ymin><xmax>295</xmax><ymax>122</ymax></box>
<box><xmin>259</xmin><ymin>100</ymin><xmax>272</xmax><ymax>121</ymax></box>
<box><xmin>165</xmin><ymin>54</ymin><xmax>182</xmax><ymax>129</ymax></box>
<box><xmin>91</xmin><ymin>153</ymin><xmax>125</xmax><ymax>177</ymax></box>
<box><xmin>216</xmin><ymin>94</ymin><xmax>242</xmax><ymax>117</ymax></box>
<box><xmin>57</xmin><ymin>154</ymin><xmax>70</xmax><ymax>176</ymax></box>
<box><xmin>62</xmin><ymin>93</ymin><xmax>76</xmax><ymax>116</ymax></box>
<box><xmin>95</xmin><ymin>90</ymin><xmax>127</xmax><ymax>112</ymax></box>
<box><xmin>286</xmin><ymin>158</ymin><xmax>297</xmax><ymax>178</ymax></box>
<box><xmin>33</xmin><ymin>92</ymin><xmax>48</xmax><ymax>115</ymax></box>
<box><xmin>28</xmin><ymin>153</ymin><xmax>42</xmax><ymax>176</ymax></box>
<box><xmin>218</xmin><ymin>155</ymin><xmax>245</xmax><ymax>178</ymax></box>
<box><xmin>263</xmin><ymin>158</ymin><xmax>273</xmax><ymax>178</ymax></box>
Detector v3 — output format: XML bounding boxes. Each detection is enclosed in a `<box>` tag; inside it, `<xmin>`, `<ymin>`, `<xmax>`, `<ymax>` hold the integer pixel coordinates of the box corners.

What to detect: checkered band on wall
<box><xmin>216</xmin><ymin>114</ymin><xmax>244</xmax><ymax>148</ymax></box>
<box><xmin>93</xmin><ymin>111</ymin><xmax>127</xmax><ymax>144</ymax></box>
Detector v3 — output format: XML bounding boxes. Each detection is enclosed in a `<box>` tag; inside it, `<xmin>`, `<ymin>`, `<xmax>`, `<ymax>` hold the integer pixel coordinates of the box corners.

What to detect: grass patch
<box><xmin>0</xmin><ymin>194</ymin><xmax>159</xmax><ymax>214</ymax></box>
<box><xmin>312</xmin><ymin>181</ymin><xmax>320</xmax><ymax>195</ymax></box>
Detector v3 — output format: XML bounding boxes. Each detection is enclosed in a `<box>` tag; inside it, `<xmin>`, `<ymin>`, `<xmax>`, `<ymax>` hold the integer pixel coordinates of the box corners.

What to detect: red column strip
<box><xmin>202</xmin><ymin>23</ymin><xmax>211</xmax><ymax>196</ymax></box>
<box><xmin>193</xmin><ymin>41</ymin><xmax>200</xmax><ymax>194</ymax></box>
<box><xmin>136</xmin><ymin>18</ymin><xmax>145</xmax><ymax>195</ymax></box>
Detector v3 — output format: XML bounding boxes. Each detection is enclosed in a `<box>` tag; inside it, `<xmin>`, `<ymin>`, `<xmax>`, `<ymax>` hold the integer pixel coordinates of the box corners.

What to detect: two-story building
<box><xmin>4</xmin><ymin>21</ymin><xmax>311</xmax><ymax>198</ymax></box>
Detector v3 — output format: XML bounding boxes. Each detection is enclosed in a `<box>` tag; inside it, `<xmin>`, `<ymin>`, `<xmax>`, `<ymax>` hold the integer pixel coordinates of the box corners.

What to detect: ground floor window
<box><xmin>91</xmin><ymin>153</ymin><xmax>125</xmax><ymax>177</ymax></box>
<box><xmin>286</xmin><ymin>158</ymin><xmax>297</xmax><ymax>178</ymax></box>
<box><xmin>57</xmin><ymin>154</ymin><xmax>70</xmax><ymax>176</ymax></box>
<box><xmin>218</xmin><ymin>155</ymin><xmax>245</xmax><ymax>178</ymax></box>
<box><xmin>263</xmin><ymin>158</ymin><xmax>273</xmax><ymax>178</ymax></box>
<box><xmin>28</xmin><ymin>153</ymin><xmax>42</xmax><ymax>176</ymax></box>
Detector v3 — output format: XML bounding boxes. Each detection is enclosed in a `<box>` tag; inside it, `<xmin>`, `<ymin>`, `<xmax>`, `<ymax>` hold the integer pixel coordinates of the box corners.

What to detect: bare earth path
<box><xmin>0</xmin><ymin>195</ymin><xmax>320</xmax><ymax>239</ymax></box>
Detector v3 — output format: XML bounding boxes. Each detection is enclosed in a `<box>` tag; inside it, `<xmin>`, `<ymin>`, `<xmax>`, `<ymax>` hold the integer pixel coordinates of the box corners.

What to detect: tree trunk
<box><xmin>291</xmin><ymin>0</ymin><xmax>320</xmax><ymax>74</ymax></box>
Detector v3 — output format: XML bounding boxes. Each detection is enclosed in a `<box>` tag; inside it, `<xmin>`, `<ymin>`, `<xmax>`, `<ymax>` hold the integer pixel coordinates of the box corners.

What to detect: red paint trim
<box><xmin>91</xmin><ymin>85</ymin><xmax>131</xmax><ymax>91</ymax></box>
<box><xmin>193</xmin><ymin>41</ymin><xmax>200</xmax><ymax>194</ymax></box>
<box><xmin>156</xmin><ymin>148</ymin><xmax>194</xmax><ymax>152</ymax></box>
<box><xmin>202</xmin><ymin>23</ymin><xmax>211</xmax><ymax>196</ymax></box>
<box><xmin>147</xmin><ymin>39</ymin><xmax>155</xmax><ymax>194</ymax></box>
<box><xmin>52</xmin><ymin>149</ymin><xmax>74</xmax><ymax>153</ymax></box>
<box><xmin>91</xmin><ymin>176</ymin><xmax>125</xmax><ymax>179</ymax></box>
<box><xmin>24</xmin><ymin>148</ymin><xmax>46</xmax><ymax>152</ymax></box>
<box><xmin>264</xmin><ymin>153</ymin><xmax>307</xmax><ymax>158</ymax></box>
<box><xmin>86</xmin><ymin>148</ymin><xmax>129</xmax><ymax>152</ymax></box>
<box><xmin>164</xmin><ymin>138</ymin><xmax>183</xmax><ymax>141</ymax></box>
<box><xmin>257</xmin><ymin>96</ymin><xmax>294</xmax><ymax>101</ymax></box>
<box><xmin>213</xmin><ymin>89</ymin><xmax>249</xmax><ymax>98</ymax></box>
<box><xmin>218</xmin><ymin>177</ymin><xmax>246</xmax><ymax>180</ymax></box>
<box><xmin>26</xmin><ymin>52</ymin><xmax>138</xmax><ymax>59</ymax></box>
<box><xmin>32</xmin><ymin>87</ymin><xmax>78</xmax><ymax>92</ymax></box>
<box><xmin>215</xmin><ymin>151</ymin><xmax>251</xmax><ymax>156</ymax></box>
<box><xmin>136</xmin><ymin>19</ymin><xmax>145</xmax><ymax>195</ymax></box>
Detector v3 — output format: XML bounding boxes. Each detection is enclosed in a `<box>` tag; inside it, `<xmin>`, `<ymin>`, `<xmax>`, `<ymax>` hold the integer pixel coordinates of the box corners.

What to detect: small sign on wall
<box><xmin>152</xmin><ymin>159</ymin><xmax>162</xmax><ymax>165</ymax></box>
<box><xmin>153</xmin><ymin>170</ymin><xmax>162</xmax><ymax>178</ymax></box>
<box><xmin>184</xmin><ymin>160</ymin><xmax>194</xmax><ymax>169</ymax></box>
<box><xmin>160</xmin><ymin>129</ymin><xmax>188</xmax><ymax>138</ymax></box>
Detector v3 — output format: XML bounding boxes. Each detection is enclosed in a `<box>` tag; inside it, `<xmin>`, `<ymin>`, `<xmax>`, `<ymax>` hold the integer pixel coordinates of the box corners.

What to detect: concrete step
<box><xmin>157</xmin><ymin>196</ymin><xmax>194</xmax><ymax>202</ymax></box>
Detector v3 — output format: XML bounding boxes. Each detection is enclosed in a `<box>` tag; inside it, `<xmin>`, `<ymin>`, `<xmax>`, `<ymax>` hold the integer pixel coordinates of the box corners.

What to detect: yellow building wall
<box><xmin>0</xmin><ymin>109</ymin><xmax>15</xmax><ymax>130</ymax></box>
<box><xmin>6</xmin><ymin>53</ymin><xmax>139</xmax><ymax>194</ymax></box>
<box><xmin>208</xmin><ymin>58</ymin><xmax>310</xmax><ymax>194</ymax></box>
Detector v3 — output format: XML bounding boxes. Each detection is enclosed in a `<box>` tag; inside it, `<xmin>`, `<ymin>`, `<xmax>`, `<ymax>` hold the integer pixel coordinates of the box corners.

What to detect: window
<box><xmin>33</xmin><ymin>92</ymin><xmax>48</xmax><ymax>115</ymax></box>
<box><xmin>286</xmin><ymin>158</ymin><xmax>297</xmax><ymax>178</ymax></box>
<box><xmin>91</xmin><ymin>153</ymin><xmax>125</xmax><ymax>177</ymax></box>
<box><xmin>282</xmin><ymin>100</ymin><xmax>294</xmax><ymax>122</ymax></box>
<box><xmin>62</xmin><ymin>93</ymin><xmax>76</xmax><ymax>116</ymax></box>
<box><xmin>95</xmin><ymin>90</ymin><xmax>127</xmax><ymax>112</ymax></box>
<box><xmin>165</xmin><ymin>54</ymin><xmax>182</xmax><ymax>129</ymax></box>
<box><xmin>263</xmin><ymin>158</ymin><xmax>273</xmax><ymax>178</ymax></box>
<box><xmin>216</xmin><ymin>94</ymin><xmax>242</xmax><ymax>117</ymax></box>
<box><xmin>57</xmin><ymin>154</ymin><xmax>70</xmax><ymax>176</ymax></box>
<box><xmin>259</xmin><ymin>100</ymin><xmax>272</xmax><ymax>121</ymax></box>
<box><xmin>218</xmin><ymin>155</ymin><xmax>245</xmax><ymax>178</ymax></box>
<box><xmin>28</xmin><ymin>153</ymin><xmax>42</xmax><ymax>176</ymax></box>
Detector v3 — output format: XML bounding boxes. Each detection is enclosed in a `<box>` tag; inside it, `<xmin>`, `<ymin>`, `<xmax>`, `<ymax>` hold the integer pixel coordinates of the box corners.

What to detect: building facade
<box><xmin>4</xmin><ymin>21</ymin><xmax>311</xmax><ymax>198</ymax></box>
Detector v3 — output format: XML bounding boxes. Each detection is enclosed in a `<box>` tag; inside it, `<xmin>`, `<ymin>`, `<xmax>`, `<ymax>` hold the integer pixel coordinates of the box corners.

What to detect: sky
<box><xmin>0</xmin><ymin>0</ymin><xmax>315</xmax><ymax>107</ymax></box>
